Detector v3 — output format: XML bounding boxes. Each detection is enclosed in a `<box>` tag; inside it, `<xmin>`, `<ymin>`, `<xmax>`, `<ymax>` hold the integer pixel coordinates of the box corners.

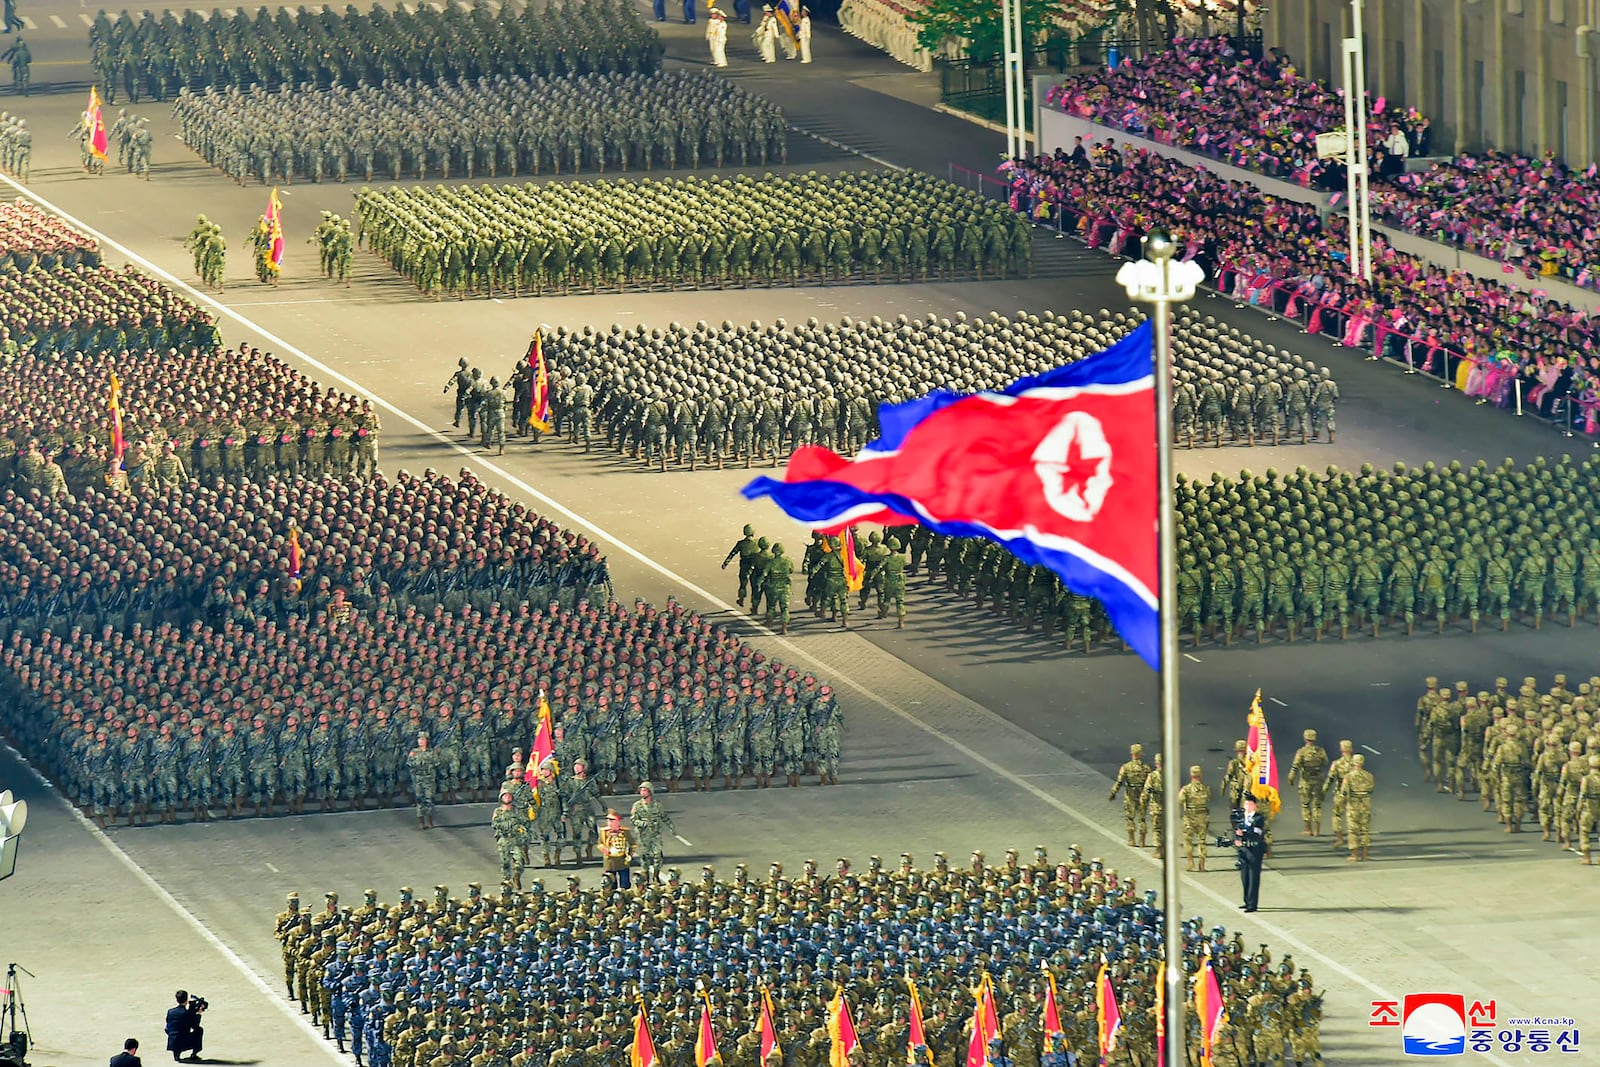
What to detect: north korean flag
<box><xmin>743</xmin><ymin>322</ymin><xmax>1158</xmax><ymax>667</ymax></box>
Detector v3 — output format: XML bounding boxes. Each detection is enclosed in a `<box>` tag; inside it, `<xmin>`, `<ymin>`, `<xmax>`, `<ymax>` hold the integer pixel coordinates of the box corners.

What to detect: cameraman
<box><xmin>1234</xmin><ymin>796</ymin><xmax>1268</xmax><ymax>913</ymax></box>
<box><xmin>164</xmin><ymin>990</ymin><xmax>204</xmax><ymax>1063</ymax></box>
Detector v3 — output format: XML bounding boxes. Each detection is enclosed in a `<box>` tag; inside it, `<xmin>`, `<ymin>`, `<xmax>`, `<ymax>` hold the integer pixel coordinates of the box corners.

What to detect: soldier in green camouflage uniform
<box><xmin>177</xmin><ymin>720</ymin><xmax>212</xmax><ymax>822</ymax></box>
<box><xmin>492</xmin><ymin>791</ymin><xmax>524</xmax><ymax>888</ymax></box>
<box><xmin>874</xmin><ymin>538</ymin><xmax>907</xmax><ymax>627</ymax></box>
<box><xmin>629</xmin><ymin>782</ymin><xmax>674</xmax><ymax>884</ymax></box>
<box><xmin>407</xmin><ymin>733</ymin><xmax>440</xmax><ymax>830</ymax></box>
<box><xmin>765</xmin><ymin>542</ymin><xmax>794</xmax><ymax>633</ymax></box>
<box><xmin>722</xmin><ymin>524</ymin><xmax>761</xmax><ymax>606</ymax></box>
<box><xmin>810</xmin><ymin>535</ymin><xmax>849</xmax><ymax>628</ymax></box>
<box><xmin>149</xmin><ymin>721</ymin><xmax>181</xmax><ymax>824</ymax></box>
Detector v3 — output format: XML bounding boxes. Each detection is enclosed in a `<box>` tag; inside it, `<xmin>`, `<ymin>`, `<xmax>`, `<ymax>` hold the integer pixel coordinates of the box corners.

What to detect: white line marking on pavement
<box><xmin>1362</xmin><ymin>745</ymin><xmax>1382</xmax><ymax>755</ymax></box>
<box><xmin>227</xmin><ymin>298</ymin><xmax>343</xmax><ymax>306</ymax></box>
<box><xmin>80</xmin><ymin>12</ymin><xmax>94</xmax><ymax>25</ymax></box>
<box><xmin>1269</xmin><ymin>697</ymin><xmax>1287</xmax><ymax>707</ymax></box>
<box><xmin>0</xmin><ymin>173</ymin><xmax>1516</xmax><ymax>1067</ymax></box>
<box><xmin>0</xmin><ymin>739</ymin><xmax>345</xmax><ymax>1065</ymax></box>
<box><xmin>221</xmin><ymin>7</ymin><xmax>237</xmax><ymax>15</ymax></box>
<box><xmin>266</xmin><ymin>862</ymin><xmax>280</xmax><ymax>872</ymax></box>
<box><xmin>49</xmin><ymin>14</ymin><xmax>68</xmax><ymax>28</ymax></box>
<box><xmin>1369</xmin><ymin>682</ymin><xmax>1391</xmax><ymax>687</ymax></box>
<box><xmin>1182</xmin><ymin>653</ymin><xmax>1201</xmax><ymax>663</ymax></box>
<box><xmin>673</xmin><ymin>834</ymin><xmax>694</xmax><ymax>847</ymax></box>
<box><xmin>20</xmin><ymin>15</ymin><xmax>36</xmax><ymax>27</ymax></box>
<box><xmin>791</xmin><ymin>127</ymin><xmax>905</xmax><ymax>172</ymax></box>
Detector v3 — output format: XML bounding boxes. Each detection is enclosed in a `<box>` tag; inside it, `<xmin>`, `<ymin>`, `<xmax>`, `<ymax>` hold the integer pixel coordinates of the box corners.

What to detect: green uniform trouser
<box><xmin>496</xmin><ymin>839</ymin><xmax>519</xmax><ymax>882</ymax></box>
<box><xmin>767</xmin><ymin>586</ymin><xmax>789</xmax><ymax>626</ymax></box>
<box><xmin>880</xmin><ymin>580</ymin><xmax>905</xmax><ymax>619</ymax></box>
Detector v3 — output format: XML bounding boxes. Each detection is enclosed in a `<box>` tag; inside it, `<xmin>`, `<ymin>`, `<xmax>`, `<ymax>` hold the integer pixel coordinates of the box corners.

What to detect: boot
<box><xmin>818</xmin><ymin>774</ymin><xmax>827</xmax><ymax>786</ymax></box>
<box><xmin>730</xmin><ymin>775</ymin><xmax>742</xmax><ymax>790</ymax></box>
<box><xmin>1126</xmin><ymin>830</ymin><xmax>1136</xmax><ymax>847</ymax></box>
<box><xmin>418</xmin><ymin>817</ymin><xmax>426</xmax><ymax>829</ymax></box>
<box><xmin>1136</xmin><ymin>828</ymin><xmax>1146</xmax><ymax>848</ymax></box>
<box><xmin>1197</xmin><ymin>857</ymin><xmax>1206</xmax><ymax>871</ymax></box>
<box><xmin>1360</xmin><ymin>845</ymin><xmax>1369</xmax><ymax>861</ymax></box>
<box><xmin>1302</xmin><ymin>820</ymin><xmax>1312</xmax><ymax>837</ymax></box>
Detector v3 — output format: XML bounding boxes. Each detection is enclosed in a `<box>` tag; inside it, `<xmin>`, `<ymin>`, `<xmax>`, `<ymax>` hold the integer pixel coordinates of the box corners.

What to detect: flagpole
<box><xmin>1116</xmin><ymin>229</ymin><xmax>1203</xmax><ymax>1067</ymax></box>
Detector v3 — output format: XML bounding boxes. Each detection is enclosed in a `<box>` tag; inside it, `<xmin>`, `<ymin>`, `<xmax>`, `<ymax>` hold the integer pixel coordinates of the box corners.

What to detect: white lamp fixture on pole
<box><xmin>1116</xmin><ymin>231</ymin><xmax>1205</xmax><ymax>1067</ymax></box>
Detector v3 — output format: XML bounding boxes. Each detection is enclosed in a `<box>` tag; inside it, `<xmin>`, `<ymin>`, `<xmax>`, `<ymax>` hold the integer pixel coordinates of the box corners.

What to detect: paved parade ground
<box><xmin>1</xmin><ymin>8</ymin><xmax>1597</xmax><ymax>1067</ymax></box>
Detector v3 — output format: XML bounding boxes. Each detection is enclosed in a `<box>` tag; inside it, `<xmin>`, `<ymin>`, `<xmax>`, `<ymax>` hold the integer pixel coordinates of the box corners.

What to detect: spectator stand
<box><xmin>971</xmin><ymin>148</ymin><xmax>1600</xmax><ymax>442</ymax></box>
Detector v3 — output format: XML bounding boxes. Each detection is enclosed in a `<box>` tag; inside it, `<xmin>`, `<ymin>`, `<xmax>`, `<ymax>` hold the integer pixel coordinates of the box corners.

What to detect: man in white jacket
<box><xmin>706</xmin><ymin>3</ymin><xmax>728</xmax><ymax>66</ymax></box>
<box><xmin>754</xmin><ymin>6</ymin><xmax>778</xmax><ymax>62</ymax></box>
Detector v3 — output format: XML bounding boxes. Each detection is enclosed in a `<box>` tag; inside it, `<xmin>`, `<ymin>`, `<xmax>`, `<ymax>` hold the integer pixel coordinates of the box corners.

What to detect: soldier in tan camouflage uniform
<box><xmin>1108</xmin><ymin>743</ymin><xmax>1150</xmax><ymax>847</ymax></box>
<box><xmin>1177</xmin><ymin>764</ymin><xmax>1210</xmax><ymax>871</ymax></box>
<box><xmin>1340</xmin><ymin>754</ymin><xmax>1375</xmax><ymax>862</ymax></box>
<box><xmin>1136</xmin><ymin>753</ymin><xmax>1163</xmax><ymax>855</ymax></box>
<box><xmin>1287</xmin><ymin>729</ymin><xmax>1329</xmax><ymax>837</ymax></box>
<box><xmin>1323</xmin><ymin>739</ymin><xmax>1356</xmax><ymax>850</ymax></box>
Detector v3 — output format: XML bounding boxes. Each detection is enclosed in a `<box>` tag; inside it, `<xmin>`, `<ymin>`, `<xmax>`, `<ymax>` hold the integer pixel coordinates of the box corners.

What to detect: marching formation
<box><xmin>0</xmin><ymin>344</ymin><xmax>366</xmax><ymax>489</ymax></box>
<box><xmin>0</xmin><ymin>199</ymin><xmax>854</xmax><ymax>842</ymax></box>
<box><xmin>532</xmin><ymin>308</ymin><xmax>1336</xmax><ymax>471</ymax></box>
<box><xmin>354</xmin><ymin>172</ymin><xmax>1030</xmax><ymax>299</ymax></box>
<box><xmin>173</xmin><ymin>72</ymin><xmax>786</xmax><ymax>185</ymax></box>
<box><xmin>0</xmin><ymin>114</ymin><xmax>33</xmax><ymax>184</ymax></box>
<box><xmin>759</xmin><ymin>453</ymin><xmax>1600</xmax><ymax>652</ymax></box>
<box><xmin>183</xmin><ymin>214</ymin><xmax>227</xmax><ymax>291</ymax></box>
<box><xmin>91</xmin><ymin>1</ymin><xmax>662</xmax><ymax>103</ymax></box>
<box><xmin>0</xmin><ymin>265</ymin><xmax>219</xmax><ymax>355</ymax></box>
<box><xmin>275</xmin><ymin>857</ymin><xmax>1318</xmax><ymax>1067</ymax></box>
<box><xmin>0</xmin><ymin>199</ymin><xmax>102</xmax><ymax>273</ymax></box>
<box><xmin>1415</xmin><ymin>674</ymin><xmax>1600</xmax><ymax>862</ymax></box>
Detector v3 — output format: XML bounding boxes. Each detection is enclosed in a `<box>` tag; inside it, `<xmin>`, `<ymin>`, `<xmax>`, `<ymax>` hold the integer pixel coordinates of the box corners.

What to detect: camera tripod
<box><xmin>0</xmin><ymin>962</ymin><xmax>32</xmax><ymax>1067</ymax></box>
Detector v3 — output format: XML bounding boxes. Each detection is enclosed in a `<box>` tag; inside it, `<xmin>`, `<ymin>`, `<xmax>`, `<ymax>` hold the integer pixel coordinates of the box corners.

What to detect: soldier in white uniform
<box><xmin>797</xmin><ymin>6</ymin><xmax>812</xmax><ymax>63</ymax></box>
<box><xmin>706</xmin><ymin>2</ymin><xmax>728</xmax><ymax>66</ymax></box>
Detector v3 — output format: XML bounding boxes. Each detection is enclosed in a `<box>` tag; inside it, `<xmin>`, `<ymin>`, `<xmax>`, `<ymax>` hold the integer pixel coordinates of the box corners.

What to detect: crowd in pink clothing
<box><xmin>1001</xmin><ymin>143</ymin><xmax>1600</xmax><ymax>431</ymax></box>
<box><xmin>1369</xmin><ymin>151</ymin><xmax>1600</xmax><ymax>289</ymax></box>
<box><xmin>1045</xmin><ymin>36</ymin><xmax>1426</xmax><ymax>186</ymax></box>
<box><xmin>1048</xmin><ymin>38</ymin><xmax>1600</xmax><ymax>296</ymax></box>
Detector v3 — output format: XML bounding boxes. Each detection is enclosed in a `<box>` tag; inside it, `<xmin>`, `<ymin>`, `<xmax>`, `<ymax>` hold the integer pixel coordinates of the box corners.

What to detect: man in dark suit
<box><xmin>110</xmin><ymin>1037</ymin><xmax>143</xmax><ymax>1067</ymax></box>
<box><xmin>1234</xmin><ymin>795</ymin><xmax>1268</xmax><ymax>912</ymax></box>
<box><xmin>164</xmin><ymin>990</ymin><xmax>203</xmax><ymax>1062</ymax></box>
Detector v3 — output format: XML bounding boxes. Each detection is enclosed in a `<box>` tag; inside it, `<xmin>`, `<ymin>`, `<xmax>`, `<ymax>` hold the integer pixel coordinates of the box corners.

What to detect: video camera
<box><xmin>1213</xmin><ymin>807</ymin><xmax>1246</xmax><ymax>850</ymax></box>
<box><xmin>189</xmin><ymin>995</ymin><xmax>209</xmax><ymax>1013</ymax></box>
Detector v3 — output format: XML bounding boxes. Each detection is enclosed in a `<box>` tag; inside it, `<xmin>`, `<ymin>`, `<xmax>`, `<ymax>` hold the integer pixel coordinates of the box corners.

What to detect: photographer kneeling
<box><xmin>164</xmin><ymin>990</ymin><xmax>206</xmax><ymax>1063</ymax></box>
